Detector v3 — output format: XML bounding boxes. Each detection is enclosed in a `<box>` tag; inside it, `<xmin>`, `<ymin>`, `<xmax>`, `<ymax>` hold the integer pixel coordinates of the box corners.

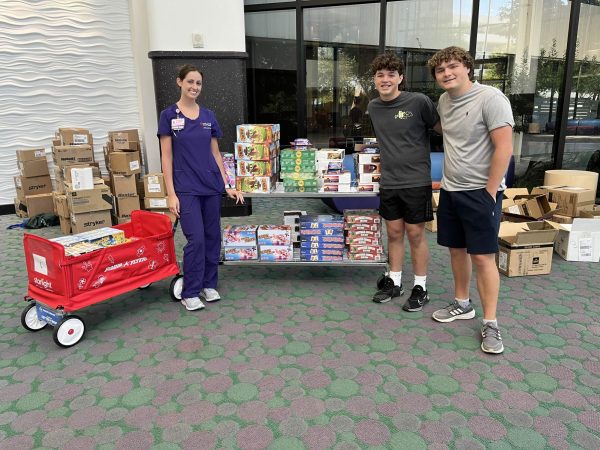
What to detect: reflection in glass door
<box><xmin>304</xmin><ymin>4</ymin><xmax>380</xmax><ymax>150</ymax></box>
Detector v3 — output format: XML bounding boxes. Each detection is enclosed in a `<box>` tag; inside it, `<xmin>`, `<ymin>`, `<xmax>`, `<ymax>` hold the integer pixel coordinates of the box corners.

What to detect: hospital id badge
<box><xmin>171</xmin><ymin>118</ymin><xmax>185</xmax><ymax>131</ymax></box>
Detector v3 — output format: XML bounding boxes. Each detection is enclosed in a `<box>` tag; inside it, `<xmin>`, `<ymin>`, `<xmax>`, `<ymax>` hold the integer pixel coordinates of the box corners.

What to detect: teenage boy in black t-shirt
<box><xmin>367</xmin><ymin>52</ymin><xmax>442</xmax><ymax>311</ymax></box>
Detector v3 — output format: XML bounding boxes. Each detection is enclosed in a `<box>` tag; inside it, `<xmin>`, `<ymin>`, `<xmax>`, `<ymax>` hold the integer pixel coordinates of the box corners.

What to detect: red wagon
<box><xmin>21</xmin><ymin>210</ymin><xmax>184</xmax><ymax>347</ymax></box>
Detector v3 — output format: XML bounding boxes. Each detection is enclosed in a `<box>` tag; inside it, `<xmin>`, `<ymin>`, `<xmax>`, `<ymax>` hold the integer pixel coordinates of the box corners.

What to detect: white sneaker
<box><xmin>202</xmin><ymin>288</ymin><xmax>221</xmax><ymax>302</ymax></box>
<box><xmin>181</xmin><ymin>297</ymin><xmax>205</xmax><ymax>311</ymax></box>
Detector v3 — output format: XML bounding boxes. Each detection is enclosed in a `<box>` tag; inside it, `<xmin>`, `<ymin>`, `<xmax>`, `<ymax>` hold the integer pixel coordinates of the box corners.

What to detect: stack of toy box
<box><xmin>284</xmin><ymin>210</ymin><xmax>307</xmax><ymax>244</ymax></box>
<box><xmin>315</xmin><ymin>148</ymin><xmax>351</xmax><ymax>192</ymax></box>
<box><xmin>14</xmin><ymin>148</ymin><xmax>54</xmax><ymax>218</ymax></box>
<box><xmin>298</xmin><ymin>214</ymin><xmax>345</xmax><ymax>261</ymax></box>
<box><xmin>354</xmin><ymin>149</ymin><xmax>381</xmax><ymax>193</ymax></box>
<box><xmin>257</xmin><ymin>225</ymin><xmax>293</xmax><ymax>261</ymax></box>
<box><xmin>104</xmin><ymin>129</ymin><xmax>143</xmax><ymax>223</ymax></box>
<box><xmin>345</xmin><ymin>209</ymin><xmax>384</xmax><ymax>261</ymax></box>
<box><xmin>222</xmin><ymin>225</ymin><xmax>258</xmax><ymax>260</ymax></box>
<box><xmin>222</xmin><ymin>153</ymin><xmax>236</xmax><ymax>188</ymax></box>
<box><xmin>234</xmin><ymin>124</ymin><xmax>280</xmax><ymax>193</ymax></box>
<box><xmin>280</xmin><ymin>141</ymin><xmax>318</xmax><ymax>192</ymax></box>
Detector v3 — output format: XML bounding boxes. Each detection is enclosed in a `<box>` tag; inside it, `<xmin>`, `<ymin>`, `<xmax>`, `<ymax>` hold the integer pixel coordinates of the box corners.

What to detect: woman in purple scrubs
<box><xmin>158</xmin><ymin>64</ymin><xmax>243</xmax><ymax>311</ymax></box>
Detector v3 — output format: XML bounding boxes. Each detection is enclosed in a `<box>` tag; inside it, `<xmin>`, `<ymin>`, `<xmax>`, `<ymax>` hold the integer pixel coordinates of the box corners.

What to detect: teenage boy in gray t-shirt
<box><xmin>367</xmin><ymin>52</ymin><xmax>441</xmax><ymax>311</ymax></box>
<box><xmin>427</xmin><ymin>46</ymin><xmax>514</xmax><ymax>354</ymax></box>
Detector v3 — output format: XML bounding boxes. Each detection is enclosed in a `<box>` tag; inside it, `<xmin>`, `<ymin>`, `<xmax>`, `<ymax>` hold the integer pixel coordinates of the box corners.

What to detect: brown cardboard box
<box><xmin>55</xmin><ymin>163</ymin><xmax>101</xmax><ymax>184</ymax></box>
<box><xmin>109</xmin><ymin>129</ymin><xmax>140</xmax><ymax>151</ymax></box>
<box><xmin>532</xmin><ymin>185</ymin><xmax>595</xmax><ymax>217</ymax></box>
<box><xmin>59</xmin><ymin>216</ymin><xmax>72</xmax><ymax>234</ymax></box>
<box><xmin>24</xmin><ymin>193</ymin><xmax>54</xmax><ymax>216</ymax></box>
<box><xmin>550</xmin><ymin>214</ymin><xmax>574</xmax><ymax>224</ymax></box>
<box><xmin>143</xmin><ymin>173</ymin><xmax>167</xmax><ymax>198</ymax></box>
<box><xmin>496</xmin><ymin>221</ymin><xmax>558</xmax><ymax>277</ymax></box>
<box><xmin>18</xmin><ymin>159</ymin><xmax>50</xmax><ymax>178</ymax></box>
<box><xmin>52</xmin><ymin>145</ymin><xmax>94</xmax><ymax>166</ymax></box>
<box><xmin>59</xmin><ymin>127</ymin><xmax>93</xmax><ymax>146</ymax></box>
<box><xmin>108</xmin><ymin>151</ymin><xmax>141</xmax><ymax>175</ymax></box>
<box><xmin>113</xmin><ymin>195</ymin><xmax>140</xmax><ymax>219</ymax></box>
<box><xmin>150</xmin><ymin>208</ymin><xmax>177</xmax><ymax>223</ymax></box>
<box><xmin>70</xmin><ymin>210</ymin><xmax>112</xmax><ymax>234</ymax></box>
<box><xmin>425</xmin><ymin>212</ymin><xmax>438</xmax><ymax>232</ymax></box>
<box><xmin>16</xmin><ymin>148</ymin><xmax>46</xmax><ymax>162</ymax></box>
<box><xmin>14</xmin><ymin>175</ymin><xmax>53</xmax><ymax>199</ymax></box>
<box><xmin>66</xmin><ymin>184</ymin><xmax>113</xmax><ymax>214</ymax></box>
<box><xmin>432</xmin><ymin>191</ymin><xmax>440</xmax><ymax>210</ymax></box>
<box><xmin>14</xmin><ymin>197</ymin><xmax>27</xmax><ymax>218</ymax></box>
<box><xmin>501</xmin><ymin>188</ymin><xmax>530</xmax><ymax>209</ymax></box>
<box><xmin>502</xmin><ymin>194</ymin><xmax>558</xmax><ymax>221</ymax></box>
<box><xmin>111</xmin><ymin>174</ymin><xmax>138</xmax><ymax>198</ymax></box>
<box><xmin>144</xmin><ymin>196</ymin><xmax>168</xmax><ymax>209</ymax></box>
<box><xmin>53</xmin><ymin>193</ymin><xmax>70</xmax><ymax>218</ymax></box>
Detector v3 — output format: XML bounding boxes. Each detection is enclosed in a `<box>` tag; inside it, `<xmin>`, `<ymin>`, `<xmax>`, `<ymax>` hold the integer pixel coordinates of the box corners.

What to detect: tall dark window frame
<box><xmin>244</xmin><ymin>0</ymin><xmax>585</xmax><ymax>170</ymax></box>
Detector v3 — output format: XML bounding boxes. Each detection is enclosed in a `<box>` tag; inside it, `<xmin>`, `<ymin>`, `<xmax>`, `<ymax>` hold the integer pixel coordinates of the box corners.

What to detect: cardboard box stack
<box><xmin>104</xmin><ymin>130</ymin><xmax>142</xmax><ymax>223</ymax></box>
<box><xmin>222</xmin><ymin>225</ymin><xmax>258</xmax><ymax>260</ymax></box>
<box><xmin>14</xmin><ymin>148</ymin><xmax>54</xmax><ymax>218</ymax></box>
<box><xmin>284</xmin><ymin>210</ymin><xmax>307</xmax><ymax>244</ymax></box>
<box><xmin>344</xmin><ymin>209</ymin><xmax>384</xmax><ymax>261</ymax></box>
<box><xmin>298</xmin><ymin>214</ymin><xmax>344</xmax><ymax>261</ymax></box>
<box><xmin>353</xmin><ymin>148</ymin><xmax>381</xmax><ymax>193</ymax></box>
<box><xmin>234</xmin><ymin>124</ymin><xmax>280</xmax><ymax>193</ymax></box>
<box><xmin>141</xmin><ymin>173</ymin><xmax>175</xmax><ymax>222</ymax></box>
<box><xmin>280</xmin><ymin>146</ymin><xmax>318</xmax><ymax>193</ymax></box>
<box><xmin>257</xmin><ymin>225</ymin><xmax>293</xmax><ymax>261</ymax></box>
<box><xmin>426</xmin><ymin>191</ymin><xmax>440</xmax><ymax>232</ymax></box>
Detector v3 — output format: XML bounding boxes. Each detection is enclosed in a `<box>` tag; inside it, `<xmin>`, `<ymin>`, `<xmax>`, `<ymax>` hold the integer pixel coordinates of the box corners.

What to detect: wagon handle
<box><xmin>172</xmin><ymin>218</ymin><xmax>179</xmax><ymax>234</ymax></box>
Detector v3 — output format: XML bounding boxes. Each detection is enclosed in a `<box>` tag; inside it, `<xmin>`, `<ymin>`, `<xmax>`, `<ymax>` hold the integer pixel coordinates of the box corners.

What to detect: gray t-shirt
<box><xmin>437</xmin><ymin>82</ymin><xmax>514</xmax><ymax>191</ymax></box>
<box><xmin>367</xmin><ymin>92</ymin><xmax>439</xmax><ymax>189</ymax></box>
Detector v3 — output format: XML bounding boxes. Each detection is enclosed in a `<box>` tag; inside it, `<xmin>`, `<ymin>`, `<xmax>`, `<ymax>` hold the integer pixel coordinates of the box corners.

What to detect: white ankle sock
<box><xmin>456</xmin><ymin>298</ymin><xmax>470</xmax><ymax>309</ymax></box>
<box><xmin>389</xmin><ymin>271</ymin><xmax>402</xmax><ymax>287</ymax></box>
<box><xmin>414</xmin><ymin>275</ymin><xmax>427</xmax><ymax>290</ymax></box>
<box><xmin>482</xmin><ymin>318</ymin><xmax>497</xmax><ymax>326</ymax></box>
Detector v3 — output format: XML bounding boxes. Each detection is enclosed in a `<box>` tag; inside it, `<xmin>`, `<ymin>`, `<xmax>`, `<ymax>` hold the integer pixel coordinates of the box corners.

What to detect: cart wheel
<box><xmin>21</xmin><ymin>302</ymin><xmax>48</xmax><ymax>332</ymax></box>
<box><xmin>53</xmin><ymin>315</ymin><xmax>85</xmax><ymax>348</ymax></box>
<box><xmin>376</xmin><ymin>272</ymin><xmax>389</xmax><ymax>289</ymax></box>
<box><xmin>138</xmin><ymin>283</ymin><xmax>152</xmax><ymax>289</ymax></box>
<box><xmin>169</xmin><ymin>275</ymin><xmax>184</xmax><ymax>302</ymax></box>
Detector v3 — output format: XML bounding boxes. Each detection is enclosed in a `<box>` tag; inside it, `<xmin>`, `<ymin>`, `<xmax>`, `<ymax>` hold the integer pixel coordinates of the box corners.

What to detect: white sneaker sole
<box><xmin>432</xmin><ymin>309</ymin><xmax>476</xmax><ymax>323</ymax></box>
<box><xmin>481</xmin><ymin>342</ymin><xmax>504</xmax><ymax>354</ymax></box>
<box><xmin>181</xmin><ymin>300</ymin><xmax>205</xmax><ymax>311</ymax></box>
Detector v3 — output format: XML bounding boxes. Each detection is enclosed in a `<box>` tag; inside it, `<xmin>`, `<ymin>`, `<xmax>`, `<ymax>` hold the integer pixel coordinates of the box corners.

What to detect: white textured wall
<box><xmin>146</xmin><ymin>0</ymin><xmax>245</xmax><ymax>51</ymax></box>
<box><xmin>0</xmin><ymin>0</ymin><xmax>141</xmax><ymax>205</ymax></box>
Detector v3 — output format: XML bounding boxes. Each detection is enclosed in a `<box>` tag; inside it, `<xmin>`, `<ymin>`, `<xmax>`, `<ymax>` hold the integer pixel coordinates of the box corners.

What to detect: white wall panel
<box><xmin>0</xmin><ymin>0</ymin><xmax>141</xmax><ymax>205</ymax></box>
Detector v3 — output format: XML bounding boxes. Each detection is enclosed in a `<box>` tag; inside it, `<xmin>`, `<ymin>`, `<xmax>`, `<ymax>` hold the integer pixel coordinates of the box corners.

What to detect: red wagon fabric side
<box><xmin>25</xmin><ymin>211</ymin><xmax>180</xmax><ymax>311</ymax></box>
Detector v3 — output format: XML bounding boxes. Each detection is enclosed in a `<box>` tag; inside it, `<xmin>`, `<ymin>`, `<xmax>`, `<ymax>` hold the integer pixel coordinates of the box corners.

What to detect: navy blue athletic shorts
<box><xmin>437</xmin><ymin>188</ymin><xmax>502</xmax><ymax>254</ymax></box>
<box><xmin>379</xmin><ymin>186</ymin><xmax>433</xmax><ymax>224</ymax></box>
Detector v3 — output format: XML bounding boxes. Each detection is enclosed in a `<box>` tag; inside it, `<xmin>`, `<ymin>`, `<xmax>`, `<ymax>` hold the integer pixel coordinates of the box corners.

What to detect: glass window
<box><xmin>304</xmin><ymin>4</ymin><xmax>380</xmax><ymax>149</ymax></box>
<box><xmin>245</xmin><ymin>10</ymin><xmax>297</xmax><ymax>145</ymax></box>
<box><xmin>564</xmin><ymin>0</ymin><xmax>600</xmax><ymax>190</ymax></box>
<box><xmin>477</xmin><ymin>0</ymin><xmax>572</xmax><ymax>188</ymax></box>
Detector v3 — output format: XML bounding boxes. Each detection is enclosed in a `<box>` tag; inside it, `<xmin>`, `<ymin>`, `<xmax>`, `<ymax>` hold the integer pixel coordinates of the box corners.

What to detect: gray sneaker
<box><xmin>181</xmin><ymin>297</ymin><xmax>205</xmax><ymax>311</ymax></box>
<box><xmin>432</xmin><ymin>300</ymin><xmax>476</xmax><ymax>322</ymax></box>
<box><xmin>481</xmin><ymin>322</ymin><xmax>504</xmax><ymax>354</ymax></box>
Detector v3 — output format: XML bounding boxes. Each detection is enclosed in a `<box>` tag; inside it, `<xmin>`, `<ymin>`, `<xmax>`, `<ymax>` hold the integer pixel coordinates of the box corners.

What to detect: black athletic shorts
<box><xmin>437</xmin><ymin>188</ymin><xmax>502</xmax><ymax>254</ymax></box>
<box><xmin>379</xmin><ymin>186</ymin><xmax>433</xmax><ymax>224</ymax></box>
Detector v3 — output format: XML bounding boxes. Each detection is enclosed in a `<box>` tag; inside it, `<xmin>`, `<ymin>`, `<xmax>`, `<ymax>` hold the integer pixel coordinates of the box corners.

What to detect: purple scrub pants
<box><xmin>178</xmin><ymin>194</ymin><xmax>222</xmax><ymax>298</ymax></box>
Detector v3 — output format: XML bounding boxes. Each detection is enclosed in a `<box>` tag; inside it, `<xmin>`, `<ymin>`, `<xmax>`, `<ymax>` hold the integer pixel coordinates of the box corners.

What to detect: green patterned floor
<box><xmin>1</xmin><ymin>198</ymin><xmax>599</xmax><ymax>449</ymax></box>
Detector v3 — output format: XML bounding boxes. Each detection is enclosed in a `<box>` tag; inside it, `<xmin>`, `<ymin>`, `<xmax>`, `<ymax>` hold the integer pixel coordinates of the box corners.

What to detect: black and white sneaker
<box><xmin>402</xmin><ymin>285</ymin><xmax>430</xmax><ymax>312</ymax></box>
<box><xmin>372</xmin><ymin>276</ymin><xmax>403</xmax><ymax>303</ymax></box>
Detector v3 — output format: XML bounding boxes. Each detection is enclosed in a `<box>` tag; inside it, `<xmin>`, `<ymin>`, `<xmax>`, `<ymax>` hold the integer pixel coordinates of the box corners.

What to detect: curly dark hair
<box><xmin>427</xmin><ymin>46</ymin><xmax>474</xmax><ymax>79</ymax></box>
<box><xmin>370</xmin><ymin>52</ymin><xmax>405</xmax><ymax>76</ymax></box>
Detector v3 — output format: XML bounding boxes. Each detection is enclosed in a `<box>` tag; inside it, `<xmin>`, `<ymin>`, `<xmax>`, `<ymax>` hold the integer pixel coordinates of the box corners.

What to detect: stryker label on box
<box><xmin>224</xmin><ymin>246</ymin><xmax>258</xmax><ymax>261</ymax></box>
<box><xmin>111</xmin><ymin>174</ymin><xmax>138</xmax><ymax>198</ymax></box>
<box><xmin>14</xmin><ymin>175</ymin><xmax>53</xmax><ymax>198</ymax></box>
<box><xmin>70</xmin><ymin>210</ymin><xmax>112</xmax><ymax>234</ymax></box>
